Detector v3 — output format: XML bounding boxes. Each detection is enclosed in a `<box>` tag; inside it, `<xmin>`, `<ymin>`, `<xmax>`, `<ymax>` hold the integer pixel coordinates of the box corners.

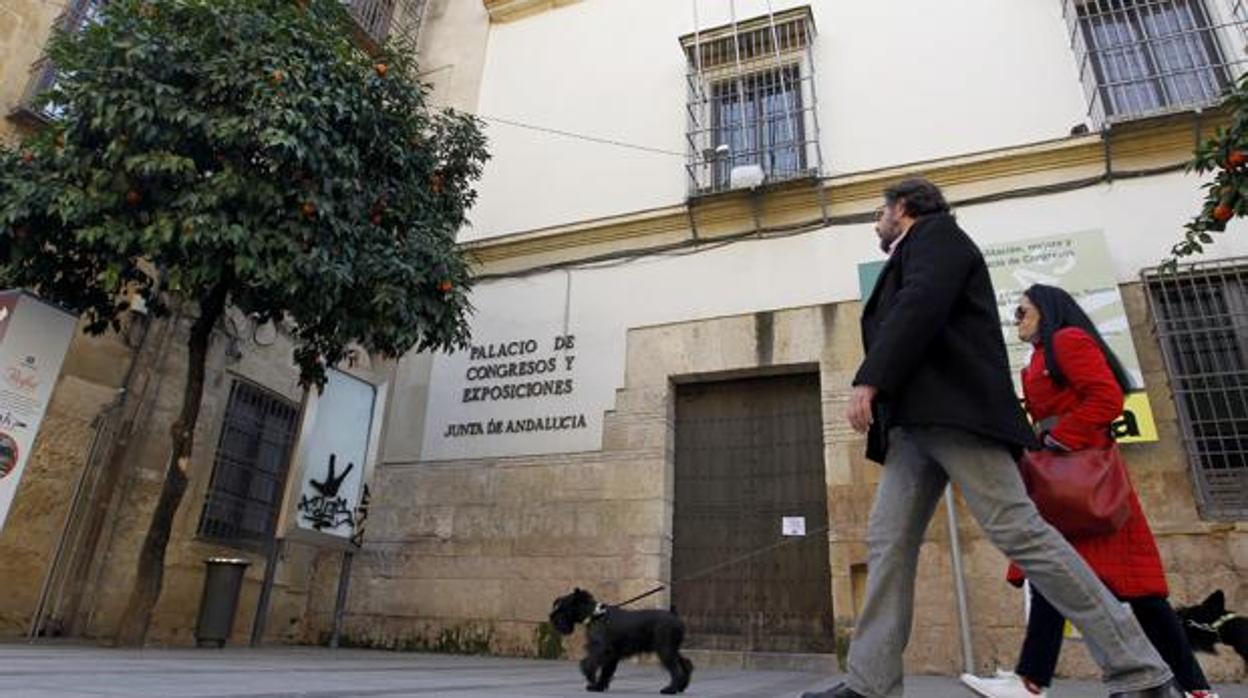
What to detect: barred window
<box><xmin>1144</xmin><ymin>260</ymin><xmax>1248</xmax><ymax>520</ymax></box>
<box><xmin>1063</xmin><ymin>0</ymin><xmax>1247</xmax><ymax>126</ymax></box>
<box><xmin>682</xmin><ymin>6</ymin><xmax>822</xmax><ymax>195</ymax></box>
<box><xmin>198</xmin><ymin>380</ymin><xmax>300</xmax><ymax>548</ymax></box>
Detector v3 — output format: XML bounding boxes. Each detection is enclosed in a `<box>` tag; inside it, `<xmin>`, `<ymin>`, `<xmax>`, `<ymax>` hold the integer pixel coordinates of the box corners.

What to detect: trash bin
<box><xmin>194</xmin><ymin>557</ymin><xmax>250</xmax><ymax>648</ymax></box>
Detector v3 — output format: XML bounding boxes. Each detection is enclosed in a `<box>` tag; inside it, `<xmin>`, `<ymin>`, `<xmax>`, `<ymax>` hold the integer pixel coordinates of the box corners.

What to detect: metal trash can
<box><xmin>194</xmin><ymin>557</ymin><xmax>250</xmax><ymax>648</ymax></box>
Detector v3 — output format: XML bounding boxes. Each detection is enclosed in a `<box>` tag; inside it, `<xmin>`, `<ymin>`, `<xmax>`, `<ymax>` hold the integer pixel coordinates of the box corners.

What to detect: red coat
<box><xmin>1006</xmin><ymin>327</ymin><xmax>1168</xmax><ymax>599</ymax></box>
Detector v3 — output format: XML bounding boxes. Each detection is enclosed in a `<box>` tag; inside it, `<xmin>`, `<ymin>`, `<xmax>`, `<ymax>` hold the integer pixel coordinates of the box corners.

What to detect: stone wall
<box><xmin>81</xmin><ymin>310</ymin><xmax>318</xmax><ymax>646</ymax></box>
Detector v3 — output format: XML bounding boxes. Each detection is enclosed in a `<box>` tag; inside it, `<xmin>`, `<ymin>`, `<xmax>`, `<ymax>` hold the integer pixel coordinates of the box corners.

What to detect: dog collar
<box><xmin>588</xmin><ymin>603</ymin><xmax>608</xmax><ymax>622</ymax></box>
<box><xmin>1186</xmin><ymin>613</ymin><xmax>1237</xmax><ymax>634</ymax></box>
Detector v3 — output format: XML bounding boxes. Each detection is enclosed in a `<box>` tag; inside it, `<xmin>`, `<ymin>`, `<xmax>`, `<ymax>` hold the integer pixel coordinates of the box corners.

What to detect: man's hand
<box><xmin>847</xmin><ymin>385</ymin><xmax>878</xmax><ymax>434</ymax></box>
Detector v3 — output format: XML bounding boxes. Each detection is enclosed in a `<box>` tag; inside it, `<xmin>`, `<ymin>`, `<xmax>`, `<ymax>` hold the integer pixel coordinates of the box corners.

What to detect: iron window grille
<box><xmin>197</xmin><ymin>380</ymin><xmax>300</xmax><ymax>548</ymax></box>
<box><xmin>1143</xmin><ymin>258</ymin><xmax>1248</xmax><ymax>520</ymax></box>
<box><xmin>1062</xmin><ymin>0</ymin><xmax>1248</xmax><ymax>127</ymax></box>
<box><xmin>682</xmin><ymin>6</ymin><xmax>824</xmax><ymax>196</ymax></box>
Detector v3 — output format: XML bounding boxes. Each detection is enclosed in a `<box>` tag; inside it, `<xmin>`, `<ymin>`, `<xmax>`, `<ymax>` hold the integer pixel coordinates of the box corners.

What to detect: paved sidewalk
<box><xmin>0</xmin><ymin>645</ymin><xmax>1244</xmax><ymax>697</ymax></box>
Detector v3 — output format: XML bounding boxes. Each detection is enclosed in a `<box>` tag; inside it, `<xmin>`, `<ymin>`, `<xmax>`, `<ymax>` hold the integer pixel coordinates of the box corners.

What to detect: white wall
<box><xmin>416</xmin><ymin>0</ymin><xmax>491</xmax><ymax>113</ymax></box>
<box><xmin>419</xmin><ymin>171</ymin><xmax>1248</xmax><ymax>461</ymax></box>
<box><xmin>465</xmin><ymin>0</ymin><xmax>1090</xmax><ymax>239</ymax></box>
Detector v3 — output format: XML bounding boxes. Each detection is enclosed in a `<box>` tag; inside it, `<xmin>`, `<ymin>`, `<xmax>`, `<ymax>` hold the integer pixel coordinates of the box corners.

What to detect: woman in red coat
<box><xmin>962</xmin><ymin>285</ymin><xmax>1214</xmax><ymax>698</ymax></box>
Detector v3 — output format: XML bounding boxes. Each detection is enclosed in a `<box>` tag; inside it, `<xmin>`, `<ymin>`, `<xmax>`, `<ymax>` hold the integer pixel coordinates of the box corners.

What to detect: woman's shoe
<box><xmin>960</xmin><ymin>671</ymin><xmax>1047</xmax><ymax>698</ymax></box>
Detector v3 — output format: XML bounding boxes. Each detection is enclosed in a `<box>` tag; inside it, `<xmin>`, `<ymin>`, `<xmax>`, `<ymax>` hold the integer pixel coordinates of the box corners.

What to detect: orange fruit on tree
<box><xmin>438</xmin><ymin>280</ymin><xmax>453</xmax><ymax>293</ymax></box>
<box><xmin>1227</xmin><ymin>150</ymin><xmax>1247</xmax><ymax>169</ymax></box>
<box><xmin>301</xmin><ymin>201</ymin><xmax>317</xmax><ymax>219</ymax></box>
<box><xmin>1213</xmin><ymin>203</ymin><xmax>1234</xmax><ymax>222</ymax></box>
<box><xmin>375</xmin><ymin>63</ymin><xmax>388</xmax><ymax>77</ymax></box>
<box><xmin>126</xmin><ymin>190</ymin><xmax>142</xmax><ymax>206</ymax></box>
<box><xmin>271</xmin><ymin>69</ymin><xmax>286</xmax><ymax>85</ymax></box>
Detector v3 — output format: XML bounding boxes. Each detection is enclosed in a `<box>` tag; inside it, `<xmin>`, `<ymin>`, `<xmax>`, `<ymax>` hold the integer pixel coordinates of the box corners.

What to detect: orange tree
<box><xmin>1178</xmin><ymin>85</ymin><xmax>1248</xmax><ymax>265</ymax></box>
<box><xmin>0</xmin><ymin>0</ymin><xmax>486</xmax><ymax>644</ymax></box>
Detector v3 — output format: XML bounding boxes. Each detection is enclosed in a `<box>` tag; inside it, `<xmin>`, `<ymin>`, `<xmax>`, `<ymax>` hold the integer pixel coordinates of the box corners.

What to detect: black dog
<box><xmin>549</xmin><ymin>588</ymin><xmax>693</xmax><ymax>694</ymax></box>
<box><xmin>1177</xmin><ymin>590</ymin><xmax>1248</xmax><ymax>667</ymax></box>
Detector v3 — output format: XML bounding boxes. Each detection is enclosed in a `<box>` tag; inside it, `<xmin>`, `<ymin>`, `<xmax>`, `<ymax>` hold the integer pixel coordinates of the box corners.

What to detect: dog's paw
<box><xmin>586</xmin><ymin>684</ymin><xmax>606</xmax><ymax>693</ymax></box>
<box><xmin>660</xmin><ymin>688</ymin><xmax>678</xmax><ymax>695</ymax></box>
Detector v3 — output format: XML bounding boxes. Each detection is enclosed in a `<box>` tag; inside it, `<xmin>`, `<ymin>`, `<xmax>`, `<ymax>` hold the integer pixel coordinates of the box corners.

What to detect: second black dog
<box><xmin>549</xmin><ymin>588</ymin><xmax>693</xmax><ymax>694</ymax></box>
<box><xmin>1177</xmin><ymin>589</ymin><xmax>1248</xmax><ymax>667</ymax></box>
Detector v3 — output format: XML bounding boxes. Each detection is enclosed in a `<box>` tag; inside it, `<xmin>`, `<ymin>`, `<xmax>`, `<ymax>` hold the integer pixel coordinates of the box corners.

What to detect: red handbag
<box><xmin>1018</xmin><ymin>444</ymin><xmax>1132</xmax><ymax>539</ymax></box>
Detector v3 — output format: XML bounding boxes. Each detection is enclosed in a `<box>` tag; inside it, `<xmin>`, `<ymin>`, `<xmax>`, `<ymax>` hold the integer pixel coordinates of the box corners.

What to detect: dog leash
<box><xmin>610</xmin><ymin>523</ymin><xmax>833</xmax><ymax>609</ymax></box>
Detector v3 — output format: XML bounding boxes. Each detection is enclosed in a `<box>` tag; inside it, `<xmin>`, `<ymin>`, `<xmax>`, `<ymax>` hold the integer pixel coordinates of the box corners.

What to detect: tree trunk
<box><xmin>114</xmin><ymin>280</ymin><xmax>229</xmax><ymax>646</ymax></box>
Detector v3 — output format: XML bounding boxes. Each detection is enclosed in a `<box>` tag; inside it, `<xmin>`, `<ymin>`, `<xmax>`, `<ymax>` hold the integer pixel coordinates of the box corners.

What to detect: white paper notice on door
<box><xmin>781</xmin><ymin>516</ymin><xmax>806</xmax><ymax>537</ymax></box>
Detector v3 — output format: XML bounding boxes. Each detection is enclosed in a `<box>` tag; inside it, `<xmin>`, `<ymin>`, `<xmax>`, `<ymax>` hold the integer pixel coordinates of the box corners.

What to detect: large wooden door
<box><xmin>672</xmin><ymin>372</ymin><xmax>834</xmax><ymax>653</ymax></box>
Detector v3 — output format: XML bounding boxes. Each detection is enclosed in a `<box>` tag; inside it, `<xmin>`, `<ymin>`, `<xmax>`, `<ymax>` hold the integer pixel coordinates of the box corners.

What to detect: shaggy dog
<box><xmin>549</xmin><ymin>588</ymin><xmax>693</xmax><ymax>694</ymax></box>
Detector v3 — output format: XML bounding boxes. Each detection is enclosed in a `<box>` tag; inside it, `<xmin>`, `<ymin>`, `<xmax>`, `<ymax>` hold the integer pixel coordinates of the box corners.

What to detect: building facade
<box><xmin>318</xmin><ymin>0</ymin><xmax>1248</xmax><ymax>681</ymax></box>
<box><xmin>1</xmin><ymin>0</ymin><xmax>1245</xmax><ymax>684</ymax></box>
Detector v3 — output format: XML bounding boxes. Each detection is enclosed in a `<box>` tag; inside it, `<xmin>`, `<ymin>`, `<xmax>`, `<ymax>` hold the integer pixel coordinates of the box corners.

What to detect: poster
<box><xmin>277</xmin><ymin>368</ymin><xmax>386</xmax><ymax>549</ymax></box>
<box><xmin>0</xmin><ymin>290</ymin><xmax>77</xmax><ymax>533</ymax></box>
<box><xmin>858</xmin><ymin>229</ymin><xmax>1156</xmax><ymax>443</ymax></box>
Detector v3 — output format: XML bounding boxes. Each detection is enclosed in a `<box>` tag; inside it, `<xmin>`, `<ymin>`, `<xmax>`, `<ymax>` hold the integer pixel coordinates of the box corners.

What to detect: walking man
<box><xmin>803</xmin><ymin>178</ymin><xmax>1180</xmax><ymax>698</ymax></box>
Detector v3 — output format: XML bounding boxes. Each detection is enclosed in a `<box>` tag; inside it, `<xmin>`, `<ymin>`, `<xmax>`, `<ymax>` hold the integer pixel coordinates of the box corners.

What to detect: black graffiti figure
<box><xmin>298</xmin><ymin>454</ymin><xmax>356</xmax><ymax>531</ymax></box>
<box><xmin>312</xmin><ymin>454</ymin><xmax>353</xmax><ymax>497</ymax></box>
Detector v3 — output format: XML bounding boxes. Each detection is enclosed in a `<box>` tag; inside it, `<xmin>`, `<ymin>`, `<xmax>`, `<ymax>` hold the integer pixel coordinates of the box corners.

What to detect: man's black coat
<box><xmin>855</xmin><ymin>213</ymin><xmax>1038</xmax><ymax>463</ymax></box>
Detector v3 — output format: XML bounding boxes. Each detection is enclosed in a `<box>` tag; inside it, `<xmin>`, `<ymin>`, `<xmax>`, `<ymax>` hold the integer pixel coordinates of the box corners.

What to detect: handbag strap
<box><xmin>1033</xmin><ymin>414</ymin><xmax>1118</xmax><ymax>443</ymax></box>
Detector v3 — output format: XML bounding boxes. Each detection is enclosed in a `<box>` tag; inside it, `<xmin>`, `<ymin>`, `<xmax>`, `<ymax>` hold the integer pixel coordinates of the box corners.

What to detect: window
<box><xmin>198</xmin><ymin>380</ymin><xmax>300</xmax><ymax>548</ymax></box>
<box><xmin>1144</xmin><ymin>260</ymin><xmax>1248</xmax><ymax>520</ymax></box>
<box><xmin>345</xmin><ymin>0</ymin><xmax>428</xmax><ymax>50</ymax></box>
<box><xmin>12</xmin><ymin>0</ymin><xmax>106</xmax><ymax>124</ymax></box>
<box><xmin>1064</xmin><ymin>0</ymin><xmax>1245</xmax><ymax>125</ymax></box>
<box><xmin>710</xmin><ymin>66</ymin><xmax>806</xmax><ymax>190</ymax></box>
<box><xmin>682</xmin><ymin>6</ymin><xmax>822</xmax><ymax>195</ymax></box>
